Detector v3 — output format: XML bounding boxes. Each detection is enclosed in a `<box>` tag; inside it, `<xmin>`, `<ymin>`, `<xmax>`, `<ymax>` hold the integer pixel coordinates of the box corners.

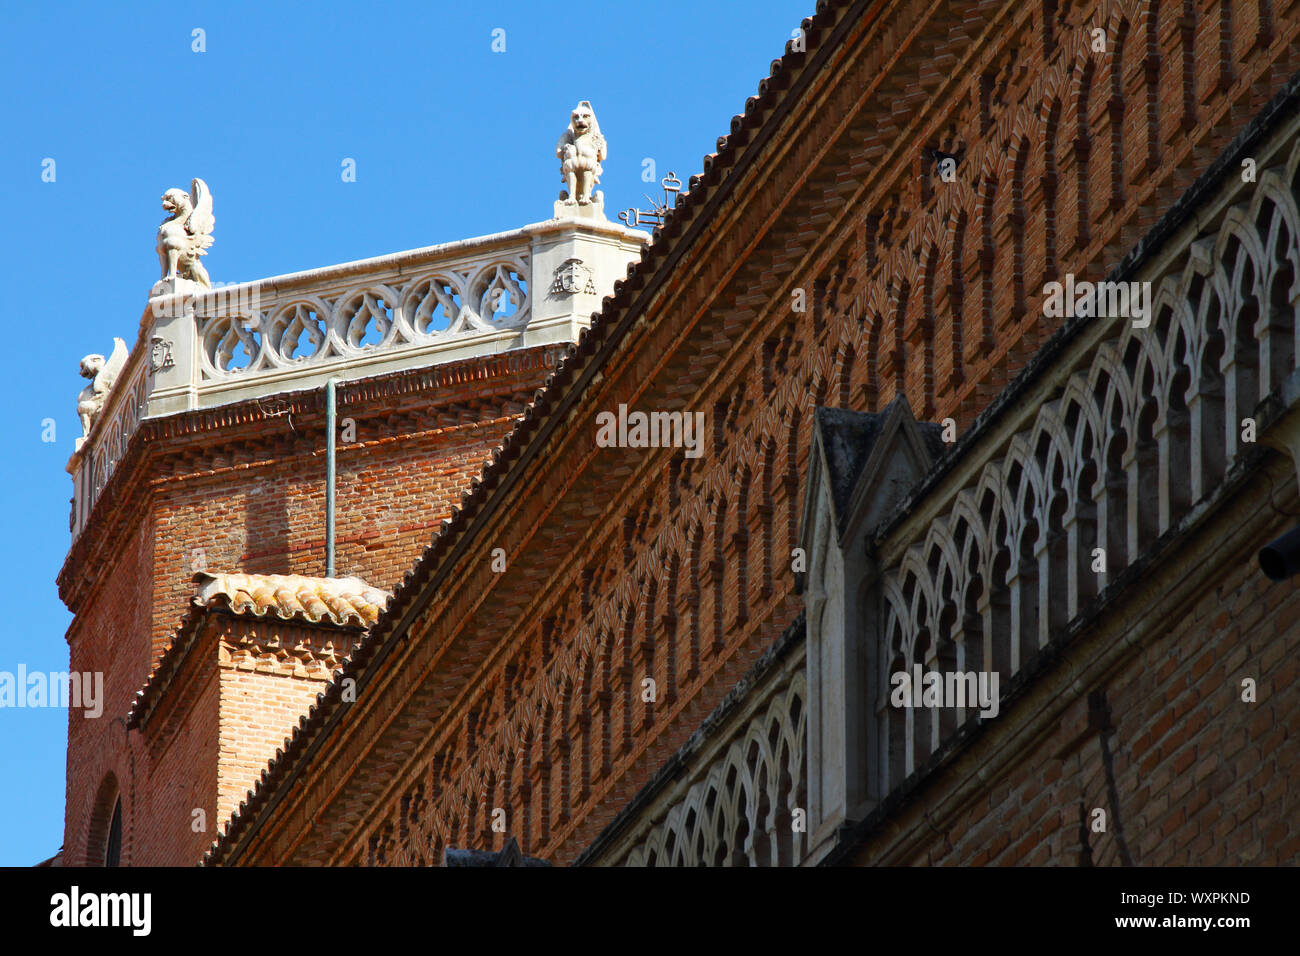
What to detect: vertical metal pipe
<box><xmin>326</xmin><ymin>378</ymin><xmax>338</xmax><ymax>577</ymax></box>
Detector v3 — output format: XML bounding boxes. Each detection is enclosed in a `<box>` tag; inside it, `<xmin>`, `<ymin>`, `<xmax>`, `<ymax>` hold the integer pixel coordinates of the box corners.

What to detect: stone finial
<box><xmin>555</xmin><ymin>101</ymin><xmax>606</xmax><ymax>219</ymax></box>
<box><xmin>76</xmin><ymin>337</ymin><xmax>129</xmax><ymax>448</ymax></box>
<box><xmin>156</xmin><ymin>177</ymin><xmax>215</xmax><ymax>289</ymax></box>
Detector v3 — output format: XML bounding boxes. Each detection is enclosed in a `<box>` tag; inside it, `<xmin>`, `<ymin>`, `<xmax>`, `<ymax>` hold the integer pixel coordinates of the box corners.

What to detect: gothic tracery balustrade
<box><xmin>72</xmin><ymin>362</ymin><xmax>147</xmax><ymax>536</ymax></box>
<box><xmin>870</xmin><ymin>135</ymin><xmax>1300</xmax><ymax>798</ymax></box>
<box><xmin>195</xmin><ymin>254</ymin><xmax>531</xmax><ymax>379</ymax></box>
<box><xmin>621</xmin><ymin>671</ymin><xmax>807</xmax><ymax>867</ymax></box>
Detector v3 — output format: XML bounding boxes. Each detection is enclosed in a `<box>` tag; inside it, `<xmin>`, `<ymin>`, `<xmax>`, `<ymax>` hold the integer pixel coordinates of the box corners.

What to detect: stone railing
<box><xmin>67</xmin><ymin>214</ymin><xmax>646</xmax><ymax>542</ymax></box>
<box><xmin>67</xmin><ymin>343</ymin><xmax>151</xmax><ymax>540</ymax></box>
<box><xmin>801</xmin><ymin>107</ymin><xmax>1300</xmax><ymax>854</ymax></box>
<box><xmin>196</xmin><ymin>254</ymin><xmax>530</xmax><ymax>381</ymax></box>
<box><xmin>868</xmin><ymin>134</ymin><xmax>1300</xmax><ymax>796</ymax></box>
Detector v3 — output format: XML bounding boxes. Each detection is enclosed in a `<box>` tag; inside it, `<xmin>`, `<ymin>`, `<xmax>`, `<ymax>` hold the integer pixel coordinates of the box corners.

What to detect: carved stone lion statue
<box><xmin>76</xmin><ymin>338</ymin><xmax>129</xmax><ymax>445</ymax></box>
<box><xmin>157</xmin><ymin>178</ymin><xmax>215</xmax><ymax>288</ymax></box>
<box><xmin>556</xmin><ymin>101</ymin><xmax>606</xmax><ymax>206</ymax></box>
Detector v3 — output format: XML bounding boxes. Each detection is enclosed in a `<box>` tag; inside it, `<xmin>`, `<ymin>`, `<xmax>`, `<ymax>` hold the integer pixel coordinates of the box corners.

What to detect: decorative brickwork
<box><xmin>61</xmin><ymin>0</ymin><xmax>1300</xmax><ymax>869</ymax></box>
<box><xmin>61</xmin><ymin>341</ymin><xmax>560</xmax><ymax>864</ymax></box>
<box><xmin>205</xmin><ymin>0</ymin><xmax>1300</xmax><ymax>868</ymax></box>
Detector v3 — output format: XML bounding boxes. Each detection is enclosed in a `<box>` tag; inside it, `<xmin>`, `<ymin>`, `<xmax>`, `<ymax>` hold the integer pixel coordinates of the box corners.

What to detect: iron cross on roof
<box><xmin>617</xmin><ymin>172</ymin><xmax>682</xmax><ymax>229</ymax></box>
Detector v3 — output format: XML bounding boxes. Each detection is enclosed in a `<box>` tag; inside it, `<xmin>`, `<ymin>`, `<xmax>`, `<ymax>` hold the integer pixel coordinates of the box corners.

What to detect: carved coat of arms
<box><xmin>550</xmin><ymin>258</ymin><xmax>596</xmax><ymax>295</ymax></box>
<box><xmin>150</xmin><ymin>335</ymin><xmax>175</xmax><ymax>372</ymax></box>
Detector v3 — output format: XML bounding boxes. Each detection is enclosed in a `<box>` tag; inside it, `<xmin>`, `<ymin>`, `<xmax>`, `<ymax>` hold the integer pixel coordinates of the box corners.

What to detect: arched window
<box><xmin>88</xmin><ymin>774</ymin><xmax>121</xmax><ymax>867</ymax></box>
<box><xmin>105</xmin><ymin>798</ymin><xmax>122</xmax><ymax>867</ymax></box>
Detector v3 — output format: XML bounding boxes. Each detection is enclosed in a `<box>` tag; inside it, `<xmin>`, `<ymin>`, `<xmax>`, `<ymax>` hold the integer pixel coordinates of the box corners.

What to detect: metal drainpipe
<box><xmin>326</xmin><ymin>378</ymin><xmax>339</xmax><ymax>578</ymax></box>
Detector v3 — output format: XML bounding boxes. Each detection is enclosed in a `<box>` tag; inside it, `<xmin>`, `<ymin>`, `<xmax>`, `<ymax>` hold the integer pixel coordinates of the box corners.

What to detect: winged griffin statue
<box><xmin>156</xmin><ymin>178</ymin><xmax>215</xmax><ymax>288</ymax></box>
<box><xmin>76</xmin><ymin>338</ymin><xmax>129</xmax><ymax>448</ymax></box>
<box><xmin>556</xmin><ymin>101</ymin><xmax>606</xmax><ymax>206</ymax></box>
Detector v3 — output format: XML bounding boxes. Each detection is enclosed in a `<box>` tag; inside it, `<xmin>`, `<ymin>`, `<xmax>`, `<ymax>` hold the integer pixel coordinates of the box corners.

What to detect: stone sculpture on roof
<box><xmin>556</xmin><ymin>101</ymin><xmax>606</xmax><ymax>208</ymax></box>
<box><xmin>76</xmin><ymin>337</ymin><xmax>129</xmax><ymax>448</ymax></box>
<box><xmin>156</xmin><ymin>177</ymin><xmax>215</xmax><ymax>289</ymax></box>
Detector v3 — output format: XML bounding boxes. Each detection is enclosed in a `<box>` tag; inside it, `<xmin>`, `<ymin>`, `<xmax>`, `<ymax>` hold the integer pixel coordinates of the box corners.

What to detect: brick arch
<box><xmin>782</xmin><ymin>406</ymin><xmax>804</xmax><ymax>565</ymax></box>
<box><xmin>1135</xmin><ymin>0</ymin><xmax>1164</xmax><ymax>173</ymax></box>
<box><xmin>1065</xmin><ymin>55</ymin><xmax>1096</xmax><ymax>253</ymax></box>
<box><xmin>1040</xmin><ymin>94</ymin><xmax>1064</xmax><ymax>287</ymax></box>
<box><xmin>686</xmin><ymin>519</ymin><xmax>705</xmax><ymax>681</ymax></box>
<box><xmin>1009</xmin><ymin>131</ymin><xmax>1034</xmax><ymax>317</ymax></box>
<box><xmin>1104</xmin><ymin>15</ymin><xmax>1133</xmax><ymax>211</ymax></box>
<box><xmin>885</xmin><ymin>275</ymin><xmax>912</xmax><ymax>406</ymax></box>
<box><xmin>835</xmin><ymin>337</ymin><xmax>858</xmax><ymax>409</ymax></box>
<box><xmin>863</xmin><ymin>295</ymin><xmax>884</xmax><ymax>408</ymax></box>
<box><xmin>619</xmin><ymin>595</ymin><xmax>640</xmax><ymax>752</ymax></box>
<box><xmin>709</xmin><ymin>493</ymin><xmax>730</xmax><ymax>657</ymax></box>
<box><xmin>86</xmin><ymin>772</ymin><xmax>122</xmax><ymax>867</ymax></box>
<box><xmin>914</xmin><ymin>221</ymin><xmax>944</xmax><ymax>418</ymax></box>
<box><xmin>946</xmin><ymin>202</ymin><xmax>972</xmax><ymax>393</ymax></box>
<box><xmin>733</xmin><ymin>465</ymin><xmax>754</xmax><ymax>627</ymax></box>
<box><xmin>978</xmin><ymin>168</ymin><xmax>1001</xmax><ymax>354</ymax></box>
<box><xmin>539</xmin><ymin>699</ymin><xmax>556</xmax><ymax>845</ymax></box>
<box><xmin>558</xmin><ymin>674</ymin><xmax>575</xmax><ymax>824</ymax></box>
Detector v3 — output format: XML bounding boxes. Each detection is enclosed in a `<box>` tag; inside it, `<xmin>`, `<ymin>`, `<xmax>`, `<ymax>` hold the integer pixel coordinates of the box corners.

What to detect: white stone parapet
<box><xmin>67</xmin><ymin>213</ymin><xmax>646</xmax><ymax>542</ymax></box>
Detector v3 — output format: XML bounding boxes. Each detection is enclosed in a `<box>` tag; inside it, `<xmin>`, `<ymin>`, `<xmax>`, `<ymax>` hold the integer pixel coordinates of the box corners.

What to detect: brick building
<box><xmin>62</xmin><ymin>0</ymin><xmax>1300</xmax><ymax>867</ymax></box>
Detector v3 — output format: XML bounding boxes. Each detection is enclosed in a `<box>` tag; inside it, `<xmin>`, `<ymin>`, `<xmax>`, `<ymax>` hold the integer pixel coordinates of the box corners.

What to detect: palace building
<box><xmin>60</xmin><ymin>0</ymin><xmax>1300</xmax><ymax>867</ymax></box>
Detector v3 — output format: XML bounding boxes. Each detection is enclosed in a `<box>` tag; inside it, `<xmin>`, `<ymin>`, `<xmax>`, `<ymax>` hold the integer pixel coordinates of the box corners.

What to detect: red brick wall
<box><xmin>60</xmin><ymin>350</ymin><xmax>555</xmax><ymax>865</ymax></box>
<box><xmin>218</xmin><ymin>663</ymin><xmax>333</xmax><ymax>825</ymax></box>
<box><xmin>270</xmin><ymin>0</ymin><xmax>1300</xmax><ymax>868</ymax></box>
<box><xmin>62</xmin><ymin>510</ymin><xmax>152</xmax><ymax>866</ymax></box>
<box><xmin>849</xmin><ymin>493</ymin><xmax>1300</xmax><ymax>866</ymax></box>
<box><xmin>149</xmin><ymin>413</ymin><xmax>518</xmax><ymax>655</ymax></box>
<box><xmin>133</xmin><ymin>625</ymin><xmax>220</xmax><ymax>868</ymax></box>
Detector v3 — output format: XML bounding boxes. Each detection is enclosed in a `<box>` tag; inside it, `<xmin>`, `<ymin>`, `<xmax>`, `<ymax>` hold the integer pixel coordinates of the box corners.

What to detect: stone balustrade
<box><xmin>66</xmin><ymin>213</ymin><xmax>646</xmax><ymax>543</ymax></box>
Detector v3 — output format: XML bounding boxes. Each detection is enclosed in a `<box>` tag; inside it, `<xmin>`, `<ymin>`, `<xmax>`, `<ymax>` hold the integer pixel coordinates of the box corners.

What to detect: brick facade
<box><xmin>61</xmin><ymin>347</ymin><xmax>560</xmax><ymax>865</ymax></box>
<box><xmin>839</xmin><ymin>453</ymin><xmax>1300</xmax><ymax>866</ymax></box>
<box><xmin>201</xmin><ymin>0</ymin><xmax>1300</xmax><ymax>867</ymax></box>
<box><xmin>66</xmin><ymin>0</ymin><xmax>1300</xmax><ymax>868</ymax></box>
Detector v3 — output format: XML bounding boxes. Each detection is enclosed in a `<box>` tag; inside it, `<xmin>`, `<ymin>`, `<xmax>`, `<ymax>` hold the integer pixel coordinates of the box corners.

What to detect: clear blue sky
<box><xmin>0</xmin><ymin>1</ymin><xmax>809</xmax><ymax>865</ymax></box>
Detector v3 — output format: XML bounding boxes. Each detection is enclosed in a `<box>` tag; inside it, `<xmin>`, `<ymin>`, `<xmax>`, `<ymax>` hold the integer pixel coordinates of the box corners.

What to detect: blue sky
<box><xmin>0</xmin><ymin>1</ymin><xmax>808</xmax><ymax>865</ymax></box>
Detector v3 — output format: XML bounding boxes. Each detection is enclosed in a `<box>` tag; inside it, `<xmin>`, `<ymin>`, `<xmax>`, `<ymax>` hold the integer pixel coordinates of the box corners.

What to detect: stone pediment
<box><xmin>801</xmin><ymin>396</ymin><xmax>944</xmax><ymax>554</ymax></box>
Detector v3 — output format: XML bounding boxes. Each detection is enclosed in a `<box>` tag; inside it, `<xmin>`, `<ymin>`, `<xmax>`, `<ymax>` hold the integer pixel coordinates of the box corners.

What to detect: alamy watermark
<box><xmin>1043</xmin><ymin>274</ymin><xmax>1152</xmax><ymax>328</ymax></box>
<box><xmin>0</xmin><ymin>666</ymin><xmax>103</xmax><ymax>718</ymax></box>
<box><xmin>50</xmin><ymin>886</ymin><xmax>151</xmax><ymax>936</ymax></box>
<box><xmin>595</xmin><ymin>404</ymin><xmax>706</xmax><ymax>459</ymax></box>
<box><xmin>889</xmin><ymin>664</ymin><xmax>999</xmax><ymax>719</ymax></box>
<box><xmin>151</xmin><ymin>279</ymin><xmax>262</xmax><ymax>322</ymax></box>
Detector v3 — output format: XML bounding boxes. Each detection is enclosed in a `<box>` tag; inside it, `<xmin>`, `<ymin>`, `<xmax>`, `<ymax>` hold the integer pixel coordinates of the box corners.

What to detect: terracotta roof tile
<box><xmin>192</xmin><ymin>571</ymin><xmax>390</xmax><ymax>627</ymax></box>
<box><xmin>126</xmin><ymin>572</ymin><xmax>389</xmax><ymax>732</ymax></box>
